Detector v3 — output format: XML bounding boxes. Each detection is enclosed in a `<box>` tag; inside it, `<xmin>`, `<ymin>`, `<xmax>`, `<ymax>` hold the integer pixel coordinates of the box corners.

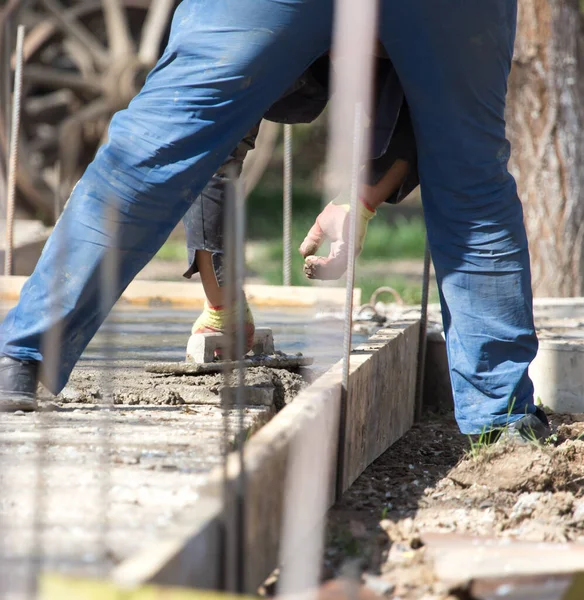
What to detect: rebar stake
<box><xmin>415</xmin><ymin>238</ymin><xmax>432</xmax><ymax>421</ymax></box>
<box><xmin>283</xmin><ymin>124</ymin><xmax>293</xmax><ymax>287</ymax></box>
<box><xmin>4</xmin><ymin>24</ymin><xmax>24</xmax><ymax>277</ymax></box>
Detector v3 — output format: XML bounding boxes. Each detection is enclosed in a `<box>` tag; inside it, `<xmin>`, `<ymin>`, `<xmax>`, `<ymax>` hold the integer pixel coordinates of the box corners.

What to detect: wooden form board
<box><xmin>0</xmin><ymin>276</ymin><xmax>360</xmax><ymax>308</ymax></box>
<box><xmin>112</xmin><ymin>319</ymin><xmax>420</xmax><ymax>593</ymax></box>
<box><xmin>341</xmin><ymin>321</ymin><xmax>420</xmax><ymax>492</ymax></box>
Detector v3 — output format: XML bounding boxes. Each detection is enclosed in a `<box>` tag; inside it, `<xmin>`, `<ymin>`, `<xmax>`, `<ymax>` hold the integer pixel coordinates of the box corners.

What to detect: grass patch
<box><xmin>155</xmin><ymin>240</ymin><xmax>187</xmax><ymax>262</ymax></box>
<box><xmin>361</xmin><ymin>216</ymin><xmax>426</xmax><ymax>261</ymax></box>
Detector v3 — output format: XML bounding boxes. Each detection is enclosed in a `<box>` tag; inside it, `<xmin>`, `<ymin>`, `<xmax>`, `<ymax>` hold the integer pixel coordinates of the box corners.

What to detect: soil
<box><xmin>323</xmin><ymin>412</ymin><xmax>584</xmax><ymax>600</ymax></box>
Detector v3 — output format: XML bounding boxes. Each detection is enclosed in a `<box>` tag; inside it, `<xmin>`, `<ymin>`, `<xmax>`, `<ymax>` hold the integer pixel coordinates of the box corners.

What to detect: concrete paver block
<box><xmin>186</xmin><ymin>328</ymin><xmax>274</xmax><ymax>364</ymax></box>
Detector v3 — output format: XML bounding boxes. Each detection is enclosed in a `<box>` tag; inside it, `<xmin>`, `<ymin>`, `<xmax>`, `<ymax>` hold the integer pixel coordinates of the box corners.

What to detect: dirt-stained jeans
<box><xmin>0</xmin><ymin>0</ymin><xmax>537</xmax><ymax>434</ymax></box>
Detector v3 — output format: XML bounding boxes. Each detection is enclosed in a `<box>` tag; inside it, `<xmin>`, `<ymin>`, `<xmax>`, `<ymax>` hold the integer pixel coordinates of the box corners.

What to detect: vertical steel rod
<box><xmin>234</xmin><ymin>175</ymin><xmax>247</xmax><ymax>592</ymax></box>
<box><xmin>283</xmin><ymin>124</ymin><xmax>293</xmax><ymax>287</ymax></box>
<box><xmin>336</xmin><ymin>105</ymin><xmax>363</xmax><ymax>502</ymax></box>
<box><xmin>415</xmin><ymin>238</ymin><xmax>431</xmax><ymax>421</ymax></box>
<box><xmin>1</xmin><ymin>16</ymin><xmax>13</xmax><ymax>215</ymax></box>
<box><xmin>4</xmin><ymin>24</ymin><xmax>24</xmax><ymax>277</ymax></box>
<box><xmin>222</xmin><ymin>166</ymin><xmax>247</xmax><ymax>593</ymax></box>
<box><xmin>341</xmin><ymin>106</ymin><xmax>363</xmax><ymax>391</ymax></box>
<box><xmin>97</xmin><ymin>200</ymin><xmax>119</xmax><ymax>576</ymax></box>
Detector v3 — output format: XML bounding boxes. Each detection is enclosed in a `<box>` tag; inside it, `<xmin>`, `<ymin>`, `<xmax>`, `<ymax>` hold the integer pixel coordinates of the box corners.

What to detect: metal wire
<box><xmin>283</xmin><ymin>124</ymin><xmax>293</xmax><ymax>287</ymax></box>
<box><xmin>4</xmin><ymin>24</ymin><xmax>24</xmax><ymax>277</ymax></box>
<box><xmin>415</xmin><ymin>237</ymin><xmax>432</xmax><ymax>421</ymax></box>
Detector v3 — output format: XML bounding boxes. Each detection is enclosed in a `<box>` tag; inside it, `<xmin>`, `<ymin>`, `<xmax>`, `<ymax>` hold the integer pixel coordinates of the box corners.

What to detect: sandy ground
<box><xmin>323</xmin><ymin>412</ymin><xmax>584</xmax><ymax>600</ymax></box>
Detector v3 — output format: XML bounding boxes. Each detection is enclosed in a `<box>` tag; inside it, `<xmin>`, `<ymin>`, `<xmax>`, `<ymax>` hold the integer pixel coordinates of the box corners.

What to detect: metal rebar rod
<box><xmin>221</xmin><ymin>166</ymin><xmax>247</xmax><ymax>593</ymax></box>
<box><xmin>341</xmin><ymin>106</ymin><xmax>363</xmax><ymax>390</ymax></box>
<box><xmin>336</xmin><ymin>104</ymin><xmax>363</xmax><ymax>502</ymax></box>
<box><xmin>1</xmin><ymin>16</ymin><xmax>12</xmax><ymax>215</ymax></box>
<box><xmin>4</xmin><ymin>24</ymin><xmax>24</xmax><ymax>277</ymax></box>
<box><xmin>97</xmin><ymin>200</ymin><xmax>119</xmax><ymax>577</ymax></box>
<box><xmin>283</xmin><ymin>124</ymin><xmax>293</xmax><ymax>287</ymax></box>
<box><xmin>233</xmin><ymin>175</ymin><xmax>247</xmax><ymax>593</ymax></box>
<box><xmin>415</xmin><ymin>237</ymin><xmax>432</xmax><ymax>421</ymax></box>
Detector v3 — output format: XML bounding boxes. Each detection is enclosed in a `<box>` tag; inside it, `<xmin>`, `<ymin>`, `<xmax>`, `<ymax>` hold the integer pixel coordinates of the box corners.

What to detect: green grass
<box><xmin>361</xmin><ymin>216</ymin><xmax>427</xmax><ymax>261</ymax></box>
<box><xmin>155</xmin><ymin>240</ymin><xmax>187</xmax><ymax>261</ymax></box>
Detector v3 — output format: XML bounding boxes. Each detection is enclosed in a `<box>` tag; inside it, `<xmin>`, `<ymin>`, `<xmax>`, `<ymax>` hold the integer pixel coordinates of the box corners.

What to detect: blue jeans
<box><xmin>0</xmin><ymin>0</ymin><xmax>537</xmax><ymax>434</ymax></box>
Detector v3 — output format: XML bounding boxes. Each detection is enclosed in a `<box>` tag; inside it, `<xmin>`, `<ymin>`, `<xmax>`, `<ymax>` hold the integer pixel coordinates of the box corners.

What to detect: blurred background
<box><xmin>1</xmin><ymin>0</ymin><xmax>583</xmax><ymax>304</ymax></box>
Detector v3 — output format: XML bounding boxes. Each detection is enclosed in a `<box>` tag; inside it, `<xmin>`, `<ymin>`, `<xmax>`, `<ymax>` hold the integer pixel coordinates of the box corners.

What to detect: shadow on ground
<box><xmin>324</xmin><ymin>414</ymin><xmax>467</xmax><ymax>579</ymax></box>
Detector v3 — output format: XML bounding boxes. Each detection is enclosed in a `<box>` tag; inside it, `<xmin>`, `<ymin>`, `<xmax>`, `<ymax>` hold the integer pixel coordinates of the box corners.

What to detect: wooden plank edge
<box><xmin>113</xmin><ymin>320</ymin><xmax>420</xmax><ymax>593</ymax></box>
<box><xmin>0</xmin><ymin>276</ymin><xmax>360</xmax><ymax>308</ymax></box>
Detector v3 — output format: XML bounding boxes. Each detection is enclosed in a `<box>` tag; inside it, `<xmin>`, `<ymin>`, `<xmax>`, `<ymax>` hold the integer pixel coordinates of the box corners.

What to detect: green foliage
<box><xmin>360</xmin><ymin>215</ymin><xmax>427</xmax><ymax>261</ymax></box>
<box><xmin>155</xmin><ymin>240</ymin><xmax>187</xmax><ymax>261</ymax></box>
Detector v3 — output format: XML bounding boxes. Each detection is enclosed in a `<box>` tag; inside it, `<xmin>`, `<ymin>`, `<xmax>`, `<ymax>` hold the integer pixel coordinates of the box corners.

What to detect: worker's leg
<box><xmin>182</xmin><ymin>124</ymin><xmax>260</xmax><ymax>298</ymax></box>
<box><xmin>183</xmin><ymin>125</ymin><xmax>259</xmax><ymax>352</ymax></box>
<box><xmin>380</xmin><ymin>0</ymin><xmax>541</xmax><ymax>434</ymax></box>
<box><xmin>0</xmin><ymin>0</ymin><xmax>332</xmax><ymax>394</ymax></box>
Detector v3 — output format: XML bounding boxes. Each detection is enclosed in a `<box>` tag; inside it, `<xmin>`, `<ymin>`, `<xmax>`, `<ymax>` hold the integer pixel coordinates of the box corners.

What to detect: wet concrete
<box><xmin>0</xmin><ymin>304</ymin><xmax>366</xmax><ymax>597</ymax></box>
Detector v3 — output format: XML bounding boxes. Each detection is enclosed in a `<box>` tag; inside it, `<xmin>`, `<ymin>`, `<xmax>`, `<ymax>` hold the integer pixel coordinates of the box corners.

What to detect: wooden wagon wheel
<box><xmin>0</xmin><ymin>0</ymin><xmax>278</xmax><ymax>223</ymax></box>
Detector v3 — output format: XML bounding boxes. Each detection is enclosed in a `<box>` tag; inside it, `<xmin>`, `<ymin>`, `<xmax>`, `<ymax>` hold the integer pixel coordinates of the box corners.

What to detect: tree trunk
<box><xmin>507</xmin><ymin>0</ymin><xmax>584</xmax><ymax>296</ymax></box>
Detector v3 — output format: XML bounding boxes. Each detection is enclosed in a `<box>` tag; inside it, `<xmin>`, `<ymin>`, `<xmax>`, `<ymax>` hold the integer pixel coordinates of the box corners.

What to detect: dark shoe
<box><xmin>499</xmin><ymin>410</ymin><xmax>551</xmax><ymax>444</ymax></box>
<box><xmin>0</xmin><ymin>356</ymin><xmax>39</xmax><ymax>412</ymax></box>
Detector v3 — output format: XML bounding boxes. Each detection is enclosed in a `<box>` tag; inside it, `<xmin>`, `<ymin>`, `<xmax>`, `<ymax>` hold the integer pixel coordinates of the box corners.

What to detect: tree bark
<box><xmin>507</xmin><ymin>0</ymin><xmax>584</xmax><ymax>296</ymax></box>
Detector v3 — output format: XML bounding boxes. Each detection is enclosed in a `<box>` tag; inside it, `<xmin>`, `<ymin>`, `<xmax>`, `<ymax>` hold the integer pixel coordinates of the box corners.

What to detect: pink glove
<box><xmin>299</xmin><ymin>199</ymin><xmax>376</xmax><ymax>280</ymax></box>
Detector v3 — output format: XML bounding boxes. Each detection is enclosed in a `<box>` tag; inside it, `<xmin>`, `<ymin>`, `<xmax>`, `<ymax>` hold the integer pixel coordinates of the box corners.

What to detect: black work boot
<box><xmin>0</xmin><ymin>356</ymin><xmax>39</xmax><ymax>412</ymax></box>
<box><xmin>499</xmin><ymin>408</ymin><xmax>551</xmax><ymax>444</ymax></box>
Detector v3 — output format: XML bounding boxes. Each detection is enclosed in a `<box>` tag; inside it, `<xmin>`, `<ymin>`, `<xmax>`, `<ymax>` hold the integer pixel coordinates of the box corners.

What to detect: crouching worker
<box><xmin>184</xmin><ymin>53</ymin><xmax>418</xmax><ymax>355</ymax></box>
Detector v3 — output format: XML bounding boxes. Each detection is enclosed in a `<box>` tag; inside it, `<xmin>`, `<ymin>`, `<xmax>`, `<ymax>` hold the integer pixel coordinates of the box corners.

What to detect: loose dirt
<box><xmin>323</xmin><ymin>413</ymin><xmax>584</xmax><ymax>600</ymax></box>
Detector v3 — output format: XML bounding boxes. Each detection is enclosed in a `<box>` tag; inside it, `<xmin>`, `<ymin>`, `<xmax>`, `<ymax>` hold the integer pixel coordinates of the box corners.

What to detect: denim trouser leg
<box><xmin>0</xmin><ymin>0</ymin><xmax>332</xmax><ymax>393</ymax></box>
<box><xmin>381</xmin><ymin>0</ymin><xmax>538</xmax><ymax>434</ymax></box>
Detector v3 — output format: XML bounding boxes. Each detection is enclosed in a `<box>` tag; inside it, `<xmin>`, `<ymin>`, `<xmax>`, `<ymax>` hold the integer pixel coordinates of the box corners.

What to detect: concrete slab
<box><xmin>114</xmin><ymin>318</ymin><xmax>421</xmax><ymax>592</ymax></box>
<box><xmin>0</xmin><ymin>403</ymin><xmax>270</xmax><ymax>598</ymax></box>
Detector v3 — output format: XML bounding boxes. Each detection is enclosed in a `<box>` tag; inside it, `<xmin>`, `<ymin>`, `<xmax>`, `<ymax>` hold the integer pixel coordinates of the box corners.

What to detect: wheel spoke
<box><xmin>138</xmin><ymin>0</ymin><xmax>175</xmax><ymax>66</ymax></box>
<box><xmin>39</xmin><ymin>0</ymin><xmax>110</xmax><ymax>68</ymax></box>
<box><xmin>25</xmin><ymin>90</ymin><xmax>75</xmax><ymax>122</ymax></box>
<box><xmin>59</xmin><ymin>98</ymin><xmax>111</xmax><ymax>192</ymax></box>
<box><xmin>24</xmin><ymin>66</ymin><xmax>102</xmax><ymax>95</ymax></box>
<box><xmin>63</xmin><ymin>38</ymin><xmax>96</xmax><ymax>80</ymax></box>
<box><xmin>101</xmin><ymin>0</ymin><xmax>135</xmax><ymax>59</ymax></box>
<box><xmin>60</xmin><ymin>98</ymin><xmax>111</xmax><ymax>132</ymax></box>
